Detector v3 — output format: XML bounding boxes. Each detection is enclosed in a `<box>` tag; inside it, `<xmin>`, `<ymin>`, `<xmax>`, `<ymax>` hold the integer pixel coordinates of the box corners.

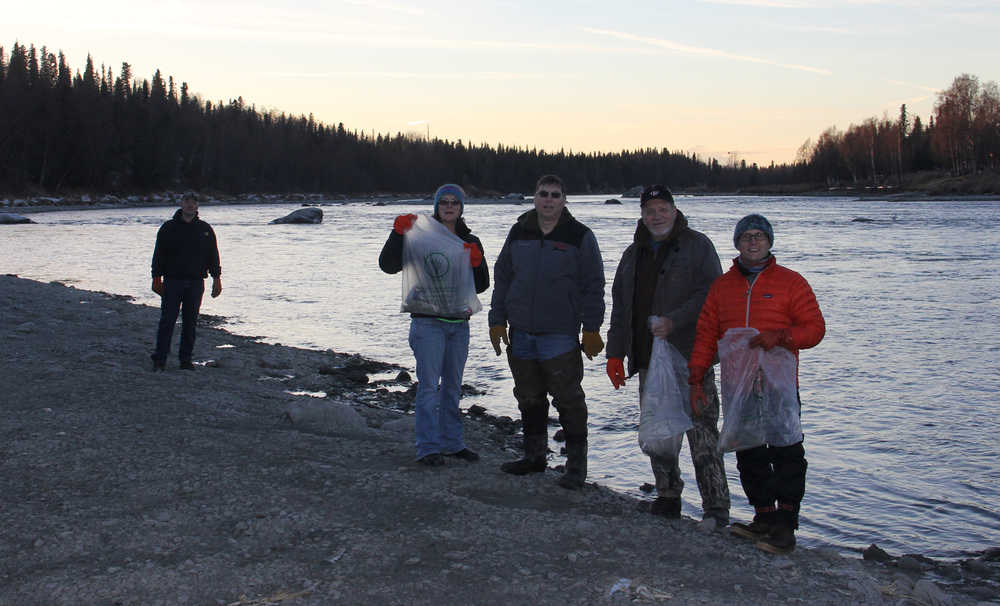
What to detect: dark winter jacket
<box><xmin>379</xmin><ymin>216</ymin><xmax>490</xmax><ymax>319</ymax></box>
<box><xmin>151</xmin><ymin>210</ymin><xmax>221</xmax><ymax>280</ymax></box>
<box><xmin>488</xmin><ymin>207</ymin><xmax>605</xmax><ymax>336</ymax></box>
<box><xmin>606</xmin><ymin>211</ymin><xmax>721</xmax><ymax>375</ymax></box>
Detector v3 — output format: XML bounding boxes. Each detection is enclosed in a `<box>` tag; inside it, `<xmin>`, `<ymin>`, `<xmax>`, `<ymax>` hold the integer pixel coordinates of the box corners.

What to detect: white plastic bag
<box><xmin>716</xmin><ymin>327</ymin><xmax>801</xmax><ymax>453</ymax></box>
<box><xmin>638</xmin><ymin>337</ymin><xmax>693</xmax><ymax>456</ymax></box>
<box><xmin>400</xmin><ymin>215</ymin><xmax>482</xmax><ymax>317</ymax></box>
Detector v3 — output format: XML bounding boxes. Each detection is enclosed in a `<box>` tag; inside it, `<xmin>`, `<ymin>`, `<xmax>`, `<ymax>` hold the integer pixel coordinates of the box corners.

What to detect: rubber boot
<box><xmin>557</xmin><ymin>435</ymin><xmax>587</xmax><ymax>490</ymax></box>
<box><xmin>501</xmin><ymin>433</ymin><xmax>548</xmax><ymax>475</ymax></box>
<box><xmin>502</xmin><ymin>352</ymin><xmax>551</xmax><ymax>475</ymax></box>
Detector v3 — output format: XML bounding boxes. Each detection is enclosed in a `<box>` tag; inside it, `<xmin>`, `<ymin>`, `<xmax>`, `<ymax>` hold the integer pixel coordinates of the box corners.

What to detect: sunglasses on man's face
<box><xmin>535</xmin><ymin>190</ymin><xmax>563</xmax><ymax>199</ymax></box>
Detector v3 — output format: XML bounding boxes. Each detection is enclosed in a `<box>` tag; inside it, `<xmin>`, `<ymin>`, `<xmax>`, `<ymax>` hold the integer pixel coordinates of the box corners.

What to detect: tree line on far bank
<box><xmin>1</xmin><ymin>41</ymin><xmax>997</xmax><ymax>196</ymax></box>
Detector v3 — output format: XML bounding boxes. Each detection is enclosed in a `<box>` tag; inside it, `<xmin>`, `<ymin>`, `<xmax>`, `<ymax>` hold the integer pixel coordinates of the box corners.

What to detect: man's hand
<box><xmin>749</xmin><ymin>329</ymin><xmax>790</xmax><ymax>351</ymax></box>
<box><xmin>649</xmin><ymin>316</ymin><xmax>674</xmax><ymax>339</ymax></box>
<box><xmin>152</xmin><ymin>276</ymin><xmax>163</xmax><ymax>296</ymax></box>
<box><xmin>211</xmin><ymin>277</ymin><xmax>222</xmax><ymax>298</ymax></box>
<box><xmin>393</xmin><ymin>214</ymin><xmax>417</xmax><ymax>235</ymax></box>
<box><xmin>489</xmin><ymin>325</ymin><xmax>509</xmax><ymax>356</ymax></box>
<box><xmin>581</xmin><ymin>331</ymin><xmax>604</xmax><ymax>360</ymax></box>
<box><xmin>464</xmin><ymin>242</ymin><xmax>483</xmax><ymax>267</ymax></box>
<box><xmin>606</xmin><ymin>357</ymin><xmax>626</xmax><ymax>389</ymax></box>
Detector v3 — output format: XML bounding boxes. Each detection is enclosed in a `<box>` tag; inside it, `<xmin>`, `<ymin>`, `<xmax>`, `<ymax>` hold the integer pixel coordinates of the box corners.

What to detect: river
<box><xmin>3</xmin><ymin>194</ymin><xmax>997</xmax><ymax>560</ymax></box>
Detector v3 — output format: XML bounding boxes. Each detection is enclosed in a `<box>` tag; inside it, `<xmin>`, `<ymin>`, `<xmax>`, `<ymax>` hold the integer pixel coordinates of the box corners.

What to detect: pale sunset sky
<box><xmin>6</xmin><ymin>0</ymin><xmax>999</xmax><ymax>166</ymax></box>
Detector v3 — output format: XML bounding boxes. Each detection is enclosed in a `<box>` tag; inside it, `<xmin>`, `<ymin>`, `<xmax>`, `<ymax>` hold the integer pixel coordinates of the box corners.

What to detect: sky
<box><xmin>5</xmin><ymin>0</ymin><xmax>1000</xmax><ymax>166</ymax></box>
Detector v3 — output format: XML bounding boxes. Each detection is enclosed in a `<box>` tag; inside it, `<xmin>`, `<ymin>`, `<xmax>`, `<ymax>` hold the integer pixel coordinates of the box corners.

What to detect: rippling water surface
<box><xmin>3</xmin><ymin>195</ymin><xmax>998</xmax><ymax>559</ymax></box>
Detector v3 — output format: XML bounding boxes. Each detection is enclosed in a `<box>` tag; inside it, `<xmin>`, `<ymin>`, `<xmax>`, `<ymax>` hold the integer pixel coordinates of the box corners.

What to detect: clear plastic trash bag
<box><xmin>717</xmin><ymin>327</ymin><xmax>801</xmax><ymax>453</ymax></box>
<box><xmin>638</xmin><ymin>337</ymin><xmax>693</xmax><ymax>456</ymax></box>
<box><xmin>401</xmin><ymin>215</ymin><xmax>482</xmax><ymax>317</ymax></box>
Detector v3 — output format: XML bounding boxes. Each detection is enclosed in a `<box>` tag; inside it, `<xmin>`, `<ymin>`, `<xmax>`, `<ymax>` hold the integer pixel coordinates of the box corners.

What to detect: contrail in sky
<box><xmin>583</xmin><ymin>27</ymin><xmax>832</xmax><ymax>75</ymax></box>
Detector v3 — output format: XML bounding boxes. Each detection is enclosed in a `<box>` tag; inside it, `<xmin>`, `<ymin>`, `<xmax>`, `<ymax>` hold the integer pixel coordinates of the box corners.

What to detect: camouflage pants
<box><xmin>638</xmin><ymin>367</ymin><xmax>731</xmax><ymax>519</ymax></box>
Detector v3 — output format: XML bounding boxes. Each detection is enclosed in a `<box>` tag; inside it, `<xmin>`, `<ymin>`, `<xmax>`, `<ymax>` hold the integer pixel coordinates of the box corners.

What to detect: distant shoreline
<box><xmin>5</xmin><ymin>189</ymin><xmax>999</xmax><ymax>215</ymax></box>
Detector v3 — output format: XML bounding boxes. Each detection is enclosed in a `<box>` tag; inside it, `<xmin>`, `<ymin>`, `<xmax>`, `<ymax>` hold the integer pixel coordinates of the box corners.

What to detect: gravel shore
<box><xmin>1</xmin><ymin>275</ymin><xmax>992</xmax><ymax>605</ymax></box>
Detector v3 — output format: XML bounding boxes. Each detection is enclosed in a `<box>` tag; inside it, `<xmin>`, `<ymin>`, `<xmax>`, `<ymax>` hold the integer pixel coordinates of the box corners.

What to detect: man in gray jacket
<box><xmin>489</xmin><ymin>174</ymin><xmax>606</xmax><ymax>490</ymax></box>
<box><xmin>605</xmin><ymin>185</ymin><xmax>730</xmax><ymax>526</ymax></box>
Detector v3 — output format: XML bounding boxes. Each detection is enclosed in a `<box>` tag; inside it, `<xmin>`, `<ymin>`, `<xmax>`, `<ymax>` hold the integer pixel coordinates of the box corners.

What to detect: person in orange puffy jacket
<box><xmin>689</xmin><ymin>213</ymin><xmax>825</xmax><ymax>555</ymax></box>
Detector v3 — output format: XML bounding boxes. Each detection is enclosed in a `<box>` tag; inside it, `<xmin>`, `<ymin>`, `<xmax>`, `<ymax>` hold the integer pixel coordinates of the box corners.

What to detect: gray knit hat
<box><xmin>733</xmin><ymin>214</ymin><xmax>773</xmax><ymax>247</ymax></box>
<box><xmin>433</xmin><ymin>184</ymin><xmax>465</xmax><ymax>217</ymax></box>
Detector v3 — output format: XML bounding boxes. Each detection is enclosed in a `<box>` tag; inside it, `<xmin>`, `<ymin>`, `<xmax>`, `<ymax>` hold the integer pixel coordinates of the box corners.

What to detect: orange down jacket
<box><xmin>689</xmin><ymin>255</ymin><xmax>825</xmax><ymax>376</ymax></box>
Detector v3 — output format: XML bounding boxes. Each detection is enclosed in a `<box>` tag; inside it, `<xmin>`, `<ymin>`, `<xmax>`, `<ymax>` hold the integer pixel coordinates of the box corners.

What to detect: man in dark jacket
<box><xmin>150</xmin><ymin>192</ymin><xmax>222</xmax><ymax>371</ymax></box>
<box><xmin>606</xmin><ymin>185</ymin><xmax>730</xmax><ymax>526</ymax></box>
<box><xmin>489</xmin><ymin>174</ymin><xmax>606</xmax><ymax>490</ymax></box>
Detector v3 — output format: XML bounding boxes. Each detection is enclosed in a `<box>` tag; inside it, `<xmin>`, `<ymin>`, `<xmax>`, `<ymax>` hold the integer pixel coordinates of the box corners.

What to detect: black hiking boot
<box><xmin>179</xmin><ymin>359</ymin><xmax>195</xmax><ymax>370</ymax></box>
<box><xmin>649</xmin><ymin>497</ymin><xmax>682</xmax><ymax>519</ymax></box>
<box><xmin>731</xmin><ymin>509</ymin><xmax>777</xmax><ymax>540</ymax></box>
<box><xmin>152</xmin><ymin>359</ymin><xmax>166</xmax><ymax>372</ymax></box>
<box><xmin>756</xmin><ymin>524</ymin><xmax>796</xmax><ymax>554</ymax></box>
<box><xmin>730</xmin><ymin>519</ymin><xmax>774</xmax><ymax>540</ymax></box>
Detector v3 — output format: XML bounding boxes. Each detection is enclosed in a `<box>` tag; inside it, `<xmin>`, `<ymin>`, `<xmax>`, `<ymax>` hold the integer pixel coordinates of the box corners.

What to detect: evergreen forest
<box><xmin>1</xmin><ymin>41</ymin><xmax>998</xmax><ymax>196</ymax></box>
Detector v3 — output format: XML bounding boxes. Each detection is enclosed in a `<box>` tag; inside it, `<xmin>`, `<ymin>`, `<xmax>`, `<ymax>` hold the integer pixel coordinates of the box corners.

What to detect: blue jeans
<box><xmin>510</xmin><ymin>329</ymin><xmax>579</xmax><ymax>361</ymax></box>
<box><xmin>153</xmin><ymin>278</ymin><xmax>204</xmax><ymax>363</ymax></box>
<box><xmin>408</xmin><ymin>317</ymin><xmax>470</xmax><ymax>458</ymax></box>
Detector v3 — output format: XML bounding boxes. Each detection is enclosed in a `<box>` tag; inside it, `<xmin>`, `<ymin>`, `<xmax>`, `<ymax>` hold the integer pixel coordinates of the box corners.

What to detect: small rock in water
<box><xmin>269</xmin><ymin>207</ymin><xmax>323</xmax><ymax>224</ymax></box>
<box><xmin>863</xmin><ymin>543</ymin><xmax>893</xmax><ymax>562</ymax></box>
<box><xmin>394</xmin><ymin>370</ymin><xmax>411</xmax><ymax>382</ymax></box>
<box><xmin>0</xmin><ymin>213</ymin><xmax>35</xmax><ymax>224</ymax></box>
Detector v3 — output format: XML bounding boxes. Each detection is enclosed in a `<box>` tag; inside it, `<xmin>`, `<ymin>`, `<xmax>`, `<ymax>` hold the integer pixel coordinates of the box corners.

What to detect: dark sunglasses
<box><xmin>535</xmin><ymin>190</ymin><xmax>563</xmax><ymax>199</ymax></box>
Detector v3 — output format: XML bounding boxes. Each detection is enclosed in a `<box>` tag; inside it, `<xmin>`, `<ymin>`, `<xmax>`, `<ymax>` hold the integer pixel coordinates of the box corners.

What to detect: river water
<box><xmin>3</xmin><ymin>195</ymin><xmax>998</xmax><ymax>560</ymax></box>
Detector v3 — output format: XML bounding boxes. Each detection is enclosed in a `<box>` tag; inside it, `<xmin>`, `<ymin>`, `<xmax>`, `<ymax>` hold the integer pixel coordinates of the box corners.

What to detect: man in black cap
<box><xmin>606</xmin><ymin>185</ymin><xmax>731</xmax><ymax>526</ymax></box>
<box><xmin>150</xmin><ymin>192</ymin><xmax>222</xmax><ymax>371</ymax></box>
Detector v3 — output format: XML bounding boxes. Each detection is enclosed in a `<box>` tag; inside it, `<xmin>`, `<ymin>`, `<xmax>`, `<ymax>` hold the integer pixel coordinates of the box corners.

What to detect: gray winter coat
<box><xmin>606</xmin><ymin>211</ymin><xmax>721</xmax><ymax>375</ymax></box>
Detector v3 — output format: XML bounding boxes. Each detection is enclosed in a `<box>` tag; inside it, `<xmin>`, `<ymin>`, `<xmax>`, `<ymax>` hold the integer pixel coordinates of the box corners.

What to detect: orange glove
<box><xmin>749</xmin><ymin>329</ymin><xmax>791</xmax><ymax>351</ymax></box>
<box><xmin>393</xmin><ymin>214</ymin><xmax>417</xmax><ymax>234</ymax></box>
<box><xmin>581</xmin><ymin>331</ymin><xmax>604</xmax><ymax>360</ymax></box>
<box><xmin>489</xmin><ymin>325</ymin><xmax>509</xmax><ymax>356</ymax></box>
<box><xmin>211</xmin><ymin>277</ymin><xmax>222</xmax><ymax>298</ymax></box>
<box><xmin>606</xmin><ymin>357</ymin><xmax>625</xmax><ymax>389</ymax></box>
<box><xmin>464</xmin><ymin>242</ymin><xmax>483</xmax><ymax>267</ymax></box>
<box><xmin>152</xmin><ymin>276</ymin><xmax>164</xmax><ymax>296</ymax></box>
<box><xmin>688</xmin><ymin>365</ymin><xmax>708</xmax><ymax>417</ymax></box>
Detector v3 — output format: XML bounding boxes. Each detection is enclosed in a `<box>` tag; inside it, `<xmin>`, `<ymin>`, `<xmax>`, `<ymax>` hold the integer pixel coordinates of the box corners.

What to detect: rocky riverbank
<box><xmin>1</xmin><ymin>275</ymin><xmax>995</xmax><ymax>605</ymax></box>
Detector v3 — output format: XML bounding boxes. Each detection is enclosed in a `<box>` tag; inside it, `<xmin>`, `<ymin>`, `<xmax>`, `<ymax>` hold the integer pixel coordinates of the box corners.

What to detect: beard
<box><xmin>646</xmin><ymin>219</ymin><xmax>674</xmax><ymax>239</ymax></box>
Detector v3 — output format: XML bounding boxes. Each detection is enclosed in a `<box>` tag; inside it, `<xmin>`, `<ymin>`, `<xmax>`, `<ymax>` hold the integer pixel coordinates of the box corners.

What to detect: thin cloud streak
<box><xmin>342</xmin><ymin>0</ymin><xmax>425</xmax><ymax>16</ymax></box>
<box><xmin>583</xmin><ymin>27</ymin><xmax>832</xmax><ymax>75</ymax></box>
<box><xmin>261</xmin><ymin>71</ymin><xmax>565</xmax><ymax>80</ymax></box>
<box><xmin>889</xmin><ymin>79</ymin><xmax>941</xmax><ymax>93</ymax></box>
<box><xmin>698</xmin><ymin>0</ymin><xmax>816</xmax><ymax>7</ymax></box>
